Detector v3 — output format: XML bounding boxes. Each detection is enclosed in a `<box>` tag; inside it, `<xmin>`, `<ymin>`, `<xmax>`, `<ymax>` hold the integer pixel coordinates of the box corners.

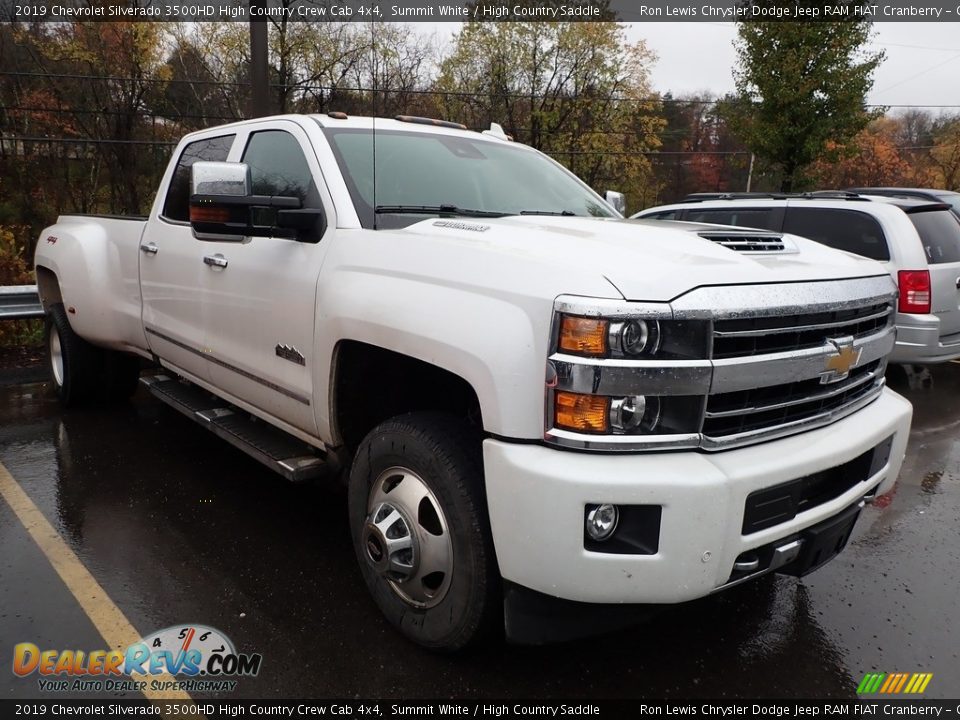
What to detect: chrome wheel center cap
<box><xmin>362</xmin><ymin>502</ymin><xmax>419</xmax><ymax>583</ymax></box>
<box><xmin>364</xmin><ymin>467</ymin><xmax>454</xmax><ymax>608</ymax></box>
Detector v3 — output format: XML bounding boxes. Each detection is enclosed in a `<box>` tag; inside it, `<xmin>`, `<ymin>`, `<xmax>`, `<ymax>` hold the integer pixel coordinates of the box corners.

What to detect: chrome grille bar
<box><xmin>700</xmin><ymin>380</ymin><xmax>885</xmax><ymax>451</ymax></box>
<box><xmin>713</xmin><ymin>307</ymin><xmax>892</xmax><ymax>339</ymax></box>
<box><xmin>704</xmin><ymin>365</ymin><xmax>882</xmax><ymax>419</ymax></box>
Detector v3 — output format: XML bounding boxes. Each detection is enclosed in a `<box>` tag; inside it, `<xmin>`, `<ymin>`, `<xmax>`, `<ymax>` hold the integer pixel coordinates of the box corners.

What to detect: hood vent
<box><xmin>697</xmin><ymin>231</ymin><xmax>793</xmax><ymax>254</ymax></box>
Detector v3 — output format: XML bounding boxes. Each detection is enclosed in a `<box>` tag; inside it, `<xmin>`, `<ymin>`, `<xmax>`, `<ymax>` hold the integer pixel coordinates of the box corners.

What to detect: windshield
<box><xmin>321</xmin><ymin>127</ymin><xmax>615</xmax><ymax>229</ymax></box>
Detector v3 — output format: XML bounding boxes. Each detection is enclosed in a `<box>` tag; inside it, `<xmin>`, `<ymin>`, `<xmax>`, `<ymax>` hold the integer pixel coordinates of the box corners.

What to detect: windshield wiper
<box><xmin>518</xmin><ymin>209</ymin><xmax>576</xmax><ymax>216</ymax></box>
<box><xmin>374</xmin><ymin>204</ymin><xmax>508</xmax><ymax>218</ymax></box>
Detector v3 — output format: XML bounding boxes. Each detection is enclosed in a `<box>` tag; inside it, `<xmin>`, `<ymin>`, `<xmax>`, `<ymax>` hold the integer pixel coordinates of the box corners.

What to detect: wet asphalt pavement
<box><xmin>1</xmin><ymin>363</ymin><xmax>958</xmax><ymax>700</ymax></box>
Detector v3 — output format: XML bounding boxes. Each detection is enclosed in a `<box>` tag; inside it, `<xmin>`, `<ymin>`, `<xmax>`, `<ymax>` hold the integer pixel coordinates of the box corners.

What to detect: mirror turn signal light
<box><xmin>555</xmin><ymin>391</ymin><xmax>610</xmax><ymax>433</ymax></box>
<box><xmin>189</xmin><ymin>205</ymin><xmax>231</xmax><ymax>223</ymax></box>
<box><xmin>559</xmin><ymin>316</ymin><xmax>609</xmax><ymax>356</ymax></box>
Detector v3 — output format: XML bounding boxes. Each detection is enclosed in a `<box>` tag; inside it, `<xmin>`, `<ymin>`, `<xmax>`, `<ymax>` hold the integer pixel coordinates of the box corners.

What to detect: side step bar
<box><xmin>141</xmin><ymin>374</ymin><xmax>329</xmax><ymax>482</ymax></box>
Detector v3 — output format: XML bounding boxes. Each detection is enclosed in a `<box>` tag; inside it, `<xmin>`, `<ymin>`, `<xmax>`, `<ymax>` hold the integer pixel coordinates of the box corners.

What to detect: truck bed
<box><xmin>35</xmin><ymin>214</ymin><xmax>150</xmax><ymax>355</ymax></box>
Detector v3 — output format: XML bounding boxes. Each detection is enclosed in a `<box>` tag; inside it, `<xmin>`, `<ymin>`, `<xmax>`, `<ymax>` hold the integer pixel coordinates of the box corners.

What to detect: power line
<box><xmin>0</xmin><ymin>105</ymin><xmax>241</xmax><ymax>122</ymax></box>
<box><xmin>0</xmin><ymin>136</ymin><xmax>177</xmax><ymax>146</ymax></box>
<box><xmin>5</xmin><ymin>70</ymin><xmax>960</xmax><ymax>110</ymax></box>
<box><xmin>874</xmin><ymin>52</ymin><xmax>960</xmax><ymax>96</ymax></box>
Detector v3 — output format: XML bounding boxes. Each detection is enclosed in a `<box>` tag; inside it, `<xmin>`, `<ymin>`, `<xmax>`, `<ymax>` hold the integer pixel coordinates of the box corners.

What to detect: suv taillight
<box><xmin>898</xmin><ymin>270</ymin><xmax>931</xmax><ymax>314</ymax></box>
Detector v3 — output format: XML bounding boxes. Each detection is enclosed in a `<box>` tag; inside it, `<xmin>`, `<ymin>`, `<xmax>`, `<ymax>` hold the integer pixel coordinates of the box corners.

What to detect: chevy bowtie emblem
<box><xmin>821</xmin><ymin>336</ymin><xmax>861</xmax><ymax>384</ymax></box>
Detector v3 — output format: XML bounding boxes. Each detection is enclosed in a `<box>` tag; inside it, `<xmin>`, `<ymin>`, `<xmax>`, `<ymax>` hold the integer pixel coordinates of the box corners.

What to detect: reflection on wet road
<box><xmin>1</xmin><ymin>364</ymin><xmax>958</xmax><ymax>699</ymax></box>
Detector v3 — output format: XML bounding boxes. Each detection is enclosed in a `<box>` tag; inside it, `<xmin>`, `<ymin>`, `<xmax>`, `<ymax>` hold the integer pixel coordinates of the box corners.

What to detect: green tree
<box><xmin>724</xmin><ymin>10</ymin><xmax>884</xmax><ymax>192</ymax></box>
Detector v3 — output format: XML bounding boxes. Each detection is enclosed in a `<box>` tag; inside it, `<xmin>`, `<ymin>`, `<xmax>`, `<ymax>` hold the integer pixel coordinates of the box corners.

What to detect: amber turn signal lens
<box><xmin>559</xmin><ymin>316</ymin><xmax>609</xmax><ymax>356</ymax></box>
<box><xmin>189</xmin><ymin>205</ymin><xmax>230</xmax><ymax>223</ymax></box>
<box><xmin>555</xmin><ymin>391</ymin><xmax>610</xmax><ymax>433</ymax></box>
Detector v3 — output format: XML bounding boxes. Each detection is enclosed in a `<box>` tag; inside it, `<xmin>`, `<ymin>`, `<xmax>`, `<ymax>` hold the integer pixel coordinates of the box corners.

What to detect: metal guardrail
<box><xmin>0</xmin><ymin>285</ymin><xmax>44</xmax><ymax>320</ymax></box>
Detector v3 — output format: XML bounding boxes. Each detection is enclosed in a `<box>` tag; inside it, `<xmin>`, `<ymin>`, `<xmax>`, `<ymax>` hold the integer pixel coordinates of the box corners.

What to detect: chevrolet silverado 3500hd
<box><xmin>34</xmin><ymin>114</ymin><xmax>912</xmax><ymax>650</ymax></box>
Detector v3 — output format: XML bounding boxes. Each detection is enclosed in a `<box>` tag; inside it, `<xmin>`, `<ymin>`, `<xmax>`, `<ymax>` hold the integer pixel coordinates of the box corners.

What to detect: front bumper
<box><xmin>891</xmin><ymin>313</ymin><xmax>960</xmax><ymax>364</ymax></box>
<box><xmin>483</xmin><ymin>388</ymin><xmax>912</xmax><ymax>604</ymax></box>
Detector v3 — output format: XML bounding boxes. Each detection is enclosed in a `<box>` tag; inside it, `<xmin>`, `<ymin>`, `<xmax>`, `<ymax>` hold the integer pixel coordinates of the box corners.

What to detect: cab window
<box><xmin>242</xmin><ymin>130</ymin><xmax>319</xmax><ymax>207</ymax></box>
<box><xmin>162</xmin><ymin>134</ymin><xmax>235</xmax><ymax>222</ymax></box>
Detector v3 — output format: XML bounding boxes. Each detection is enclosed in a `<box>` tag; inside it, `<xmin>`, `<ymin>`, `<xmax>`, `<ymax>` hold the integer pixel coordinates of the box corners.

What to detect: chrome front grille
<box><xmin>712</xmin><ymin>302</ymin><xmax>892</xmax><ymax>359</ymax></box>
<box><xmin>700</xmin><ymin>289</ymin><xmax>895</xmax><ymax>448</ymax></box>
<box><xmin>703</xmin><ymin>359</ymin><xmax>883</xmax><ymax>438</ymax></box>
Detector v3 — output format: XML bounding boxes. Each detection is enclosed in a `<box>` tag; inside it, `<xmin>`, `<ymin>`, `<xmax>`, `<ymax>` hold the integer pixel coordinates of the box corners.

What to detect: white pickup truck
<box><xmin>34</xmin><ymin>114</ymin><xmax>912</xmax><ymax>650</ymax></box>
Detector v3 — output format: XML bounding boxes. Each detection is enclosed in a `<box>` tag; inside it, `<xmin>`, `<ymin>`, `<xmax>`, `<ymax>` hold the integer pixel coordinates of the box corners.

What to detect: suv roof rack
<box><xmin>680</xmin><ymin>191</ymin><xmax>871</xmax><ymax>203</ymax></box>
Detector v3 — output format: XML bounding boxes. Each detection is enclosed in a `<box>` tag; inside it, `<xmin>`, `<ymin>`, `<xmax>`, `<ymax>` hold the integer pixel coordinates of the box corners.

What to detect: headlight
<box><xmin>611</xmin><ymin>320</ymin><xmax>659</xmax><ymax>356</ymax></box>
<box><xmin>557</xmin><ymin>314</ymin><xmax>707</xmax><ymax>360</ymax></box>
<box><xmin>554</xmin><ymin>391</ymin><xmax>702</xmax><ymax>436</ymax></box>
<box><xmin>609</xmin><ymin>395</ymin><xmax>659</xmax><ymax>432</ymax></box>
<box><xmin>548</xmin><ymin>301</ymin><xmax>710</xmax><ymax>449</ymax></box>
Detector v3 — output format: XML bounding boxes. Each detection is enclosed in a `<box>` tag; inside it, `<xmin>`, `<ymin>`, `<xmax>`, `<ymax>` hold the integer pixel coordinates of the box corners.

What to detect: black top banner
<box><xmin>3</xmin><ymin>699</ymin><xmax>960</xmax><ymax>719</ymax></box>
<box><xmin>1</xmin><ymin>0</ymin><xmax>959</xmax><ymax>22</ymax></box>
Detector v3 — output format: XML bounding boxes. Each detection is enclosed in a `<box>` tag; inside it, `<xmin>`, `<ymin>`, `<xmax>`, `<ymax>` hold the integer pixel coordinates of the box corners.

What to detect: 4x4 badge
<box><xmin>821</xmin><ymin>336</ymin><xmax>861</xmax><ymax>384</ymax></box>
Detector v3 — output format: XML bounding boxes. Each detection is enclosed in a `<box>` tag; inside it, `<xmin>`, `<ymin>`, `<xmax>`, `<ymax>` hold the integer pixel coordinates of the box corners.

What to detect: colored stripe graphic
<box><xmin>893</xmin><ymin>674</ymin><xmax>909</xmax><ymax>693</ymax></box>
<box><xmin>857</xmin><ymin>672</ymin><xmax>932</xmax><ymax>694</ymax></box>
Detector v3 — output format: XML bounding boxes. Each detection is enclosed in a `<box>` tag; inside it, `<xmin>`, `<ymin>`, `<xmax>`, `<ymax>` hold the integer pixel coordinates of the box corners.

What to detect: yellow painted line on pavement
<box><xmin>0</xmin><ymin>459</ymin><xmax>198</xmax><ymax>708</ymax></box>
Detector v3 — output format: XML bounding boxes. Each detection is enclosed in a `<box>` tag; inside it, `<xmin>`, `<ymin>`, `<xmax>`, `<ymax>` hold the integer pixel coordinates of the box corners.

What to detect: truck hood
<box><xmin>395</xmin><ymin>215</ymin><xmax>887</xmax><ymax>301</ymax></box>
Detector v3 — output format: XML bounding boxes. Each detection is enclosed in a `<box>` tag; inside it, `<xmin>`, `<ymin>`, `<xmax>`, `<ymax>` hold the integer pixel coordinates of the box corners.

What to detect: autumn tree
<box><xmin>808</xmin><ymin>117</ymin><xmax>913</xmax><ymax>188</ymax></box>
<box><xmin>11</xmin><ymin>22</ymin><xmax>172</xmax><ymax>213</ymax></box>
<box><xmin>930</xmin><ymin>119</ymin><xmax>960</xmax><ymax>191</ymax></box>
<box><xmin>435</xmin><ymin>21</ymin><xmax>663</xmax><ymax>212</ymax></box>
<box><xmin>724</xmin><ymin>9</ymin><xmax>884</xmax><ymax>192</ymax></box>
<box><xmin>656</xmin><ymin>93</ymin><xmax>751</xmax><ymax>202</ymax></box>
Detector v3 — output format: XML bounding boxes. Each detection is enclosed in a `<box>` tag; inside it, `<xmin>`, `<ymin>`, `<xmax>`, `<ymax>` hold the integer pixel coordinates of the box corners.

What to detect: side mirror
<box><xmin>189</xmin><ymin>161</ymin><xmax>323</xmax><ymax>242</ymax></box>
<box><xmin>604</xmin><ymin>190</ymin><xmax>626</xmax><ymax>216</ymax></box>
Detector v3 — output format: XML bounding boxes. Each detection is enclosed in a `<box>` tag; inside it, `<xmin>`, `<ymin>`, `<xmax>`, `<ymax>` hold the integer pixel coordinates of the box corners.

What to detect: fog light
<box><xmin>586</xmin><ymin>504</ymin><xmax>619</xmax><ymax>541</ymax></box>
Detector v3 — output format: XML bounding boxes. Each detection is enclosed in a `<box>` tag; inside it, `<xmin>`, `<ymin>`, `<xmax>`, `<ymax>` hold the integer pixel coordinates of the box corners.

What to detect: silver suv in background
<box><xmin>849</xmin><ymin>187</ymin><xmax>960</xmax><ymax>220</ymax></box>
<box><xmin>632</xmin><ymin>193</ymin><xmax>960</xmax><ymax>364</ymax></box>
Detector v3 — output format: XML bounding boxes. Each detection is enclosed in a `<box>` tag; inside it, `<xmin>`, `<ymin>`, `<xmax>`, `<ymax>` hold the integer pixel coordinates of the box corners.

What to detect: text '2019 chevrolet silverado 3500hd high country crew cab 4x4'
<box><xmin>34</xmin><ymin>114</ymin><xmax>912</xmax><ymax>651</ymax></box>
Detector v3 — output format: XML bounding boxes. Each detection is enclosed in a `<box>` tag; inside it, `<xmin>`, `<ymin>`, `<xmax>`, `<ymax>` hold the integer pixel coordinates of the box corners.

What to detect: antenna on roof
<box><xmin>481</xmin><ymin>122</ymin><xmax>513</xmax><ymax>141</ymax></box>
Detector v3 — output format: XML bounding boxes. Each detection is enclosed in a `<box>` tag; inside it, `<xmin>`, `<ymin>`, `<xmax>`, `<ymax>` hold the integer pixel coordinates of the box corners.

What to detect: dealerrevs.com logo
<box><xmin>12</xmin><ymin>624</ymin><xmax>262</xmax><ymax>693</ymax></box>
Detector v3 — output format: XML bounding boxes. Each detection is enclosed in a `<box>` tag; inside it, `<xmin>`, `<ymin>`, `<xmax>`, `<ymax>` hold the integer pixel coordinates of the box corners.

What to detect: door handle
<box><xmin>203</xmin><ymin>254</ymin><xmax>228</xmax><ymax>269</ymax></box>
<box><xmin>140</xmin><ymin>242</ymin><xmax>158</xmax><ymax>255</ymax></box>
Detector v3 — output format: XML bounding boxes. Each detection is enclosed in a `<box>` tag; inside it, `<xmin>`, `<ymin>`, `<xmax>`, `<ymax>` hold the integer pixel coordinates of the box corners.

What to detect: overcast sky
<box><xmin>418</xmin><ymin>22</ymin><xmax>960</xmax><ymax>115</ymax></box>
<box><xmin>626</xmin><ymin>22</ymin><xmax>960</xmax><ymax>112</ymax></box>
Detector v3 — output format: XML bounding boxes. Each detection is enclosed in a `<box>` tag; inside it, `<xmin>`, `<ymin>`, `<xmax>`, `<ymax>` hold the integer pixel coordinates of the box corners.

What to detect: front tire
<box><xmin>348</xmin><ymin>413</ymin><xmax>500</xmax><ymax>651</ymax></box>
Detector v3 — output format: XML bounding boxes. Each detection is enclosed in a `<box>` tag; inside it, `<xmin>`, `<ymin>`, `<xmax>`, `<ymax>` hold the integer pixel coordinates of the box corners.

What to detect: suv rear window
<box><xmin>684</xmin><ymin>208</ymin><xmax>779</xmax><ymax>230</ymax></box>
<box><xmin>783</xmin><ymin>208</ymin><xmax>890</xmax><ymax>261</ymax></box>
<box><xmin>908</xmin><ymin>209</ymin><xmax>960</xmax><ymax>264</ymax></box>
